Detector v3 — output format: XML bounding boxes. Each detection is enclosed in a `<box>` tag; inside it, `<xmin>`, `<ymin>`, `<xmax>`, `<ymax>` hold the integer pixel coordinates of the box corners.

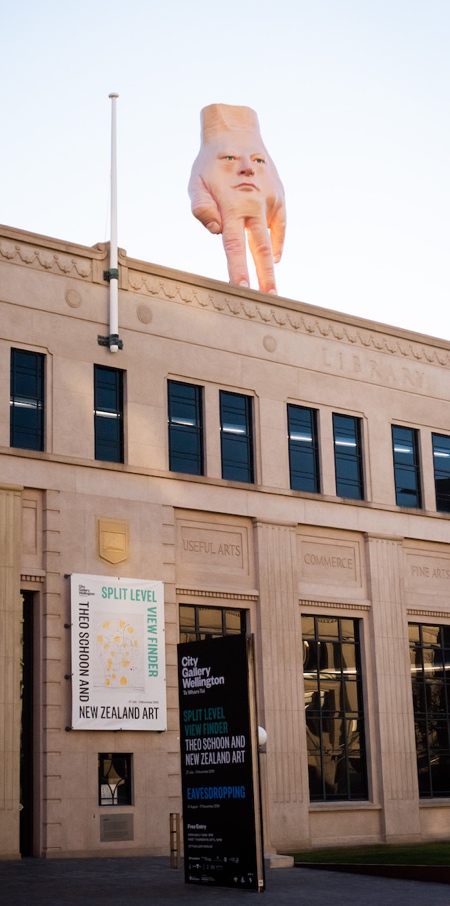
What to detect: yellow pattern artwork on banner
<box><xmin>94</xmin><ymin>615</ymin><xmax>145</xmax><ymax>691</ymax></box>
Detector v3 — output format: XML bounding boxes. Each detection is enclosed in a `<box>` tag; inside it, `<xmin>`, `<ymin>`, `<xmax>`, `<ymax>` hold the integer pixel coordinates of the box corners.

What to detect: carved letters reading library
<box><xmin>2</xmin><ymin>223</ymin><xmax>450</xmax><ymax>859</ymax></box>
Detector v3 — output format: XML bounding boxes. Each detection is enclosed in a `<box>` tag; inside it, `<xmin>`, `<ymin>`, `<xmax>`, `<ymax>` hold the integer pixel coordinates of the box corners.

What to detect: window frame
<box><xmin>179</xmin><ymin>604</ymin><xmax>247</xmax><ymax>643</ymax></box>
<box><xmin>10</xmin><ymin>348</ymin><xmax>45</xmax><ymax>451</ymax></box>
<box><xmin>302</xmin><ymin>614</ymin><xmax>368</xmax><ymax>803</ymax></box>
<box><xmin>287</xmin><ymin>403</ymin><xmax>320</xmax><ymax>493</ymax></box>
<box><xmin>168</xmin><ymin>379</ymin><xmax>204</xmax><ymax>475</ymax></box>
<box><xmin>94</xmin><ymin>365</ymin><xmax>124</xmax><ymax>463</ymax></box>
<box><xmin>432</xmin><ymin>433</ymin><xmax>450</xmax><ymax>513</ymax></box>
<box><xmin>98</xmin><ymin>753</ymin><xmax>133</xmax><ymax>806</ymax></box>
<box><xmin>392</xmin><ymin>424</ymin><xmax>422</xmax><ymax>508</ymax></box>
<box><xmin>332</xmin><ymin>413</ymin><xmax>364</xmax><ymax>500</ymax></box>
<box><xmin>220</xmin><ymin>390</ymin><xmax>254</xmax><ymax>484</ymax></box>
<box><xmin>409</xmin><ymin>622</ymin><xmax>450</xmax><ymax>798</ymax></box>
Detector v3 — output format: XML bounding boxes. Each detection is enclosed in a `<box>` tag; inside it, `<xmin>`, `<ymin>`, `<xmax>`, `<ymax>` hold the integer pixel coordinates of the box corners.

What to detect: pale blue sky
<box><xmin>1</xmin><ymin>1</ymin><xmax>449</xmax><ymax>338</ymax></box>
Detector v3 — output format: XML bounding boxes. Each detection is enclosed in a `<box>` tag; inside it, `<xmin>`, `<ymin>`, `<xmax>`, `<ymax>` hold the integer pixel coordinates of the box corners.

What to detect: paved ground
<box><xmin>1</xmin><ymin>857</ymin><xmax>450</xmax><ymax>906</ymax></box>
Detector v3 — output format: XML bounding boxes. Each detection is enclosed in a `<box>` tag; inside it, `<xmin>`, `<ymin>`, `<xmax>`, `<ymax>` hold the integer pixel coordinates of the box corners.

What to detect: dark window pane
<box><xmin>392</xmin><ymin>425</ymin><xmax>421</xmax><ymax>508</ymax></box>
<box><xmin>98</xmin><ymin>753</ymin><xmax>132</xmax><ymax>806</ymax></box>
<box><xmin>220</xmin><ymin>391</ymin><xmax>254</xmax><ymax>483</ymax></box>
<box><xmin>432</xmin><ymin>434</ymin><xmax>450</xmax><ymax>512</ymax></box>
<box><xmin>333</xmin><ymin>414</ymin><xmax>364</xmax><ymax>499</ymax></box>
<box><xmin>425</xmin><ymin>649</ymin><xmax>446</xmax><ymax>680</ymax></box>
<box><xmin>316</xmin><ymin>617</ymin><xmax>339</xmax><ymax>640</ymax></box>
<box><xmin>426</xmin><ymin>682</ymin><xmax>446</xmax><ymax>713</ymax></box>
<box><xmin>307</xmin><ymin>754</ymin><xmax>324</xmax><ymax>800</ymax></box>
<box><xmin>409</xmin><ymin>624</ymin><xmax>420</xmax><ymax>644</ymax></box>
<box><xmin>303</xmin><ymin>639</ymin><xmax>319</xmax><ymax>673</ymax></box>
<box><xmin>10</xmin><ymin>349</ymin><xmax>45</xmax><ymax>451</ymax></box>
<box><xmin>94</xmin><ymin>366</ymin><xmax>124</xmax><ymax>463</ymax></box>
<box><xmin>302</xmin><ymin>615</ymin><xmax>367</xmax><ymax>802</ymax></box>
<box><xmin>418</xmin><ymin>763</ymin><xmax>432</xmax><ymax>796</ymax></box>
<box><xmin>346</xmin><ymin>718</ymin><xmax>364</xmax><ymax>750</ymax></box>
<box><xmin>430</xmin><ymin>754</ymin><xmax>450</xmax><ymax>796</ymax></box>
<box><xmin>428</xmin><ymin>719</ymin><xmax>450</xmax><ymax>750</ymax></box>
<box><xmin>340</xmin><ymin>619</ymin><xmax>356</xmax><ymax>642</ymax></box>
<box><xmin>287</xmin><ymin>404</ymin><xmax>320</xmax><ymax>492</ymax></box>
<box><xmin>410</xmin><ymin>646</ymin><xmax>423</xmax><ymax>675</ymax></box>
<box><xmin>341</xmin><ymin>643</ymin><xmax>357</xmax><ymax>671</ymax></box>
<box><xmin>179</xmin><ymin>605</ymin><xmax>195</xmax><ymax>633</ymax></box>
<box><xmin>412</xmin><ymin>682</ymin><xmax>426</xmax><ymax>714</ymax></box>
<box><xmin>198</xmin><ymin>607</ymin><xmax>223</xmax><ymax>635</ymax></box>
<box><xmin>304</xmin><ymin>678</ymin><xmax>319</xmax><ymax>701</ymax></box>
<box><xmin>348</xmin><ymin>756</ymin><xmax>368</xmax><ymax>799</ymax></box>
<box><xmin>302</xmin><ymin>617</ymin><xmax>316</xmax><ymax>639</ymax></box>
<box><xmin>422</xmin><ymin>625</ymin><xmax>440</xmax><ymax>647</ymax></box>
<box><xmin>410</xmin><ymin>621</ymin><xmax>450</xmax><ymax>798</ymax></box>
<box><xmin>224</xmin><ymin>610</ymin><xmax>244</xmax><ymax>634</ymax></box>
<box><xmin>415</xmin><ymin>719</ymin><xmax>428</xmax><ymax>752</ymax></box>
<box><xmin>168</xmin><ymin>381</ymin><xmax>203</xmax><ymax>475</ymax></box>
<box><xmin>342</xmin><ymin>681</ymin><xmax>360</xmax><ymax>712</ymax></box>
<box><xmin>319</xmin><ymin>641</ymin><xmax>340</xmax><ymax>672</ymax></box>
<box><xmin>179</xmin><ymin>604</ymin><xmax>246</xmax><ymax>643</ymax></box>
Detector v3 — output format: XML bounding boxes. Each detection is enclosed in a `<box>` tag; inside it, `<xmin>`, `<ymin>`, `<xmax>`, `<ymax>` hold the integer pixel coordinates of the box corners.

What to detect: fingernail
<box><xmin>239</xmin><ymin>280</ymin><xmax>249</xmax><ymax>287</ymax></box>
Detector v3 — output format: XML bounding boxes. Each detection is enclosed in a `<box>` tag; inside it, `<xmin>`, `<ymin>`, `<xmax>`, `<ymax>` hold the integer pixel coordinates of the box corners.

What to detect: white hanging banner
<box><xmin>70</xmin><ymin>574</ymin><xmax>166</xmax><ymax>731</ymax></box>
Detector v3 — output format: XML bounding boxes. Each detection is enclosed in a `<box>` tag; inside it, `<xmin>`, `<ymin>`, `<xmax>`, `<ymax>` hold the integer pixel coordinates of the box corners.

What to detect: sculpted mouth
<box><xmin>235</xmin><ymin>182</ymin><xmax>258</xmax><ymax>190</ymax></box>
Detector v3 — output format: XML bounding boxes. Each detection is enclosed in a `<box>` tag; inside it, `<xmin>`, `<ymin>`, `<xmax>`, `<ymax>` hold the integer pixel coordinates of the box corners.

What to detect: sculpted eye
<box><xmin>255</xmin><ymin>157</ymin><xmax>265</xmax><ymax>164</ymax></box>
<box><xmin>225</xmin><ymin>155</ymin><xmax>235</xmax><ymax>161</ymax></box>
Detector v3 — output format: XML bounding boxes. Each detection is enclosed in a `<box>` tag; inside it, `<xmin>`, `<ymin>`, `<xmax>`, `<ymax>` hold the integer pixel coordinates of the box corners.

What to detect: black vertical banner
<box><xmin>177</xmin><ymin>634</ymin><xmax>265</xmax><ymax>891</ymax></box>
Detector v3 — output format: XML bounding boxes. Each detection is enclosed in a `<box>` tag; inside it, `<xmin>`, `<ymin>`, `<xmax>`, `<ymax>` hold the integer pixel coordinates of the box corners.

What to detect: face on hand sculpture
<box><xmin>188</xmin><ymin>104</ymin><xmax>286</xmax><ymax>295</ymax></box>
<box><xmin>217</xmin><ymin>145</ymin><xmax>270</xmax><ymax>194</ymax></box>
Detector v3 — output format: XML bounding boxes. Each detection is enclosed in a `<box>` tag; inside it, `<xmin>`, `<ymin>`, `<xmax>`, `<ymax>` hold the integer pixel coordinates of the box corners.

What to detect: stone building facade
<box><xmin>2</xmin><ymin>223</ymin><xmax>450</xmax><ymax>858</ymax></box>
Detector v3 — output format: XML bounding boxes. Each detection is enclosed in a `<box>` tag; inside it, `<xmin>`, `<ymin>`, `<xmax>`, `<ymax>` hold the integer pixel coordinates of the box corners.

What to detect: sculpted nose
<box><xmin>239</xmin><ymin>157</ymin><xmax>254</xmax><ymax>176</ymax></box>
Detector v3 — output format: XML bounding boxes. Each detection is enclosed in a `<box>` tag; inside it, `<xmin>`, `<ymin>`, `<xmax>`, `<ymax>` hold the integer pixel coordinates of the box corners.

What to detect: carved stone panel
<box><xmin>405</xmin><ymin>548</ymin><xmax>450</xmax><ymax>597</ymax></box>
<box><xmin>297</xmin><ymin>531</ymin><xmax>364</xmax><ymax>599</ymax></box>
<box><xmin>175</xmin><ymin>514</ymin><xmax>253</xmax><ymax>589</ymax></box>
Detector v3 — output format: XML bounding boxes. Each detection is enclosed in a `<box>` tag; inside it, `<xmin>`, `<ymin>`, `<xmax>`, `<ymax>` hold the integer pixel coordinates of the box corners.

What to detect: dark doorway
<box><xmin>20</xmin><ymin>591</ymin><xmax>35</xmax><ymax>856</ymax></box>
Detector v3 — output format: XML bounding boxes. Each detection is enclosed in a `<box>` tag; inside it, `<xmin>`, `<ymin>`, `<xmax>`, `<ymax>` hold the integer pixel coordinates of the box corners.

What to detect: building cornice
<box><xmin>2</xmin><ymin>223</ymin><xmax>450</xmax><ymax>368</ymax></box>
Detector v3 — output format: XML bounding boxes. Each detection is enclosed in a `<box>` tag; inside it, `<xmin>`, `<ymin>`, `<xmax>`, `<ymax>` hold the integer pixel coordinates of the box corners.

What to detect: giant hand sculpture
<box><xmin>188</xmin><ymin>104</ymin><xmax>286</xmax><ymax>295</ymax></box>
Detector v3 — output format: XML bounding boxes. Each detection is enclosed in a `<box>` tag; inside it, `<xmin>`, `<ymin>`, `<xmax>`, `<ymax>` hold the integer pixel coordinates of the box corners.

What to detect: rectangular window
<box><xmin>220</xmin><ymin>391</ymin><xmax>254</xmax><ymax>483</ymax></box>
<box><xmin>409</xmin><ymin>623</ymin><xmax>450</xmax><ymax>798</ymax></box>
<box><xmin>302</xmin><ymin>615</ymin><xmax>368</xmax><ymax>802</ymax></box>
<box><xmin>432</xmin><ymin>433</ymin><xmax>450</xmax><ymax>513</ymax></box>
<box><xmin>94</xmin><ymin>366</ymin><xmax>124</xmax><ymax>463</ymax></box>
<box><xmin>10</xmin><ymin>349</ymin><xmax>44</xmax><ymax>451</ymax></box>
<box><xmin>287</xmin><ymin>404</ymin><xmax>320</xmax><ymax>492</ymax></box>
<box><xmin>168</xmin><ymin>380</ymin><xmax>203</xmax><ymax>475</ymax></box>
<box><xmin>98</xmin><ymin>753</ymin><xmax>132</xmax><ymax>805</ymax></box>
<box><xmin>392</xmin><ymin>425</ymin><xmax>422</xmax><ymax>508</ymax></box>
<box><xmin>333</xmin><ymin>414</ymin><xmax>364</xmax><ymax>500</ymax></box>
<box><xmin>179</xmin><ymin>604</ymin><xmax>246</xmax><ymax>643</ymax></box>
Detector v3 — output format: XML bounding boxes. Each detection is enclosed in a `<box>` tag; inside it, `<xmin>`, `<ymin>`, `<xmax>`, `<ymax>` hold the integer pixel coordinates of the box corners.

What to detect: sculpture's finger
<box><xmin>222</xmin><ymin>217</ymin><xmax>250</xmax><ymax>287</ymax></box>
<box><xmin>246</xmin><ymin>217</ymin><xmax>277</xmax><ymax>294</ymax></box>
<box><xmin>269</xmin><ymin>202</ymin><xmax>287</xmax><ymax>264</ymax></box>
<box><xmin>188</xmin><ymin>171</ymin><xmax>222</xmax><ymax>234</ymax></box>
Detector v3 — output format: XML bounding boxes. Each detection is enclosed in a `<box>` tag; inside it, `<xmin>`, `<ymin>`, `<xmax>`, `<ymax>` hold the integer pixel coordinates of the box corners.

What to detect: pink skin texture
<box><xmin>188</xmin><ymin>104</ymin><xmax>286</xmax><ymax>295</ymax></box>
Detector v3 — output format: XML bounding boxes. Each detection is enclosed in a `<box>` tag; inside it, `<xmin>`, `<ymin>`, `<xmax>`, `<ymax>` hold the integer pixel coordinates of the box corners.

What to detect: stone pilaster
<box><xmin>41</xmin><ymin>490</ymin><xmax>62</xmax><ymax>855</ymax></box>
<box><xmin>0</xmin><ymin>484</ymin><xmax>22</xmax><ymax>858</ymax></box>
<box><xmin>365</xmin><ymin>533</ymin><xmax>421</xmax><ymax>842</ymax></box>
<box><xmin>254</xmin><ymin>520</ymin><xmax>308</xmax><ymax>850</ymax></box>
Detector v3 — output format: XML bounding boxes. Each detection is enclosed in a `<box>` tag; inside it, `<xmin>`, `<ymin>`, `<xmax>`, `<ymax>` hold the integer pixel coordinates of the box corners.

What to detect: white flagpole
<box><xmin>108</xmin><ymin>92</ymin><xmax>120</xmax><ymax>352</ymax></box>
